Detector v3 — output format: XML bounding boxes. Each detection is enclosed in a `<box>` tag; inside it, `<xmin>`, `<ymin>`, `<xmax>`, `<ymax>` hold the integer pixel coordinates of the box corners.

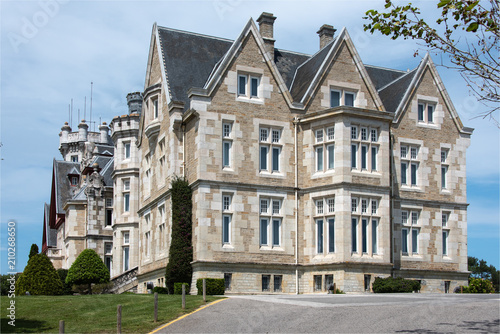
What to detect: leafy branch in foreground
<box><xmin>363</xmin><ymin>0</ymin><xmax>499</xmax><ymax>124</ymax></box>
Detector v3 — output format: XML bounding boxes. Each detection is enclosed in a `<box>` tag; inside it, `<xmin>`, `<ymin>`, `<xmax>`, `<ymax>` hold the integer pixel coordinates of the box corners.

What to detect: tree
<box><xmin>165</xmin><ymin>176</ymin><xmax>193</xmax><ymax>293</ymax></box>
<box><xmin>363</xmin><ymin>0</ymin><xmax>499</xmax><ymax>124</ymax></box>
<box><xmin>15</xmin><ymin>254</ymin><xmax>63</xmax><ymax>295</ymax></box>
<box><xmin>28</xmin><ymin>244</ymin><xmax>39</xmax><ymax>259</ymax></box>
<box><xmin>468</xmin><ymin>256</ymin><xmax>499</xmax><ymax>292</ymax></box>
<box><xmin>66</xmin><ymin>249</ymin><xmax>110</xmax><ymax>294</ymax></box>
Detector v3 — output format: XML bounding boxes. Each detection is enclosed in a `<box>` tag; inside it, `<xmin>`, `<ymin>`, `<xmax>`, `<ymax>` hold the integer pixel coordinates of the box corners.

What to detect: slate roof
<box><xmin>378</xmin><ymin>68</ymin><xmax>418</xmax><ymax>113</ymax></box>
<box><xmin>95</xmin><ymin>144</ymin><xmax>114</xmax><ymax>156</ymax></box>
<box><xmin>365</xmin><ymin>65</ymin><xmax>407</xmax><ymax>91</ymax></box>
<box><xmin>43</xmin><ymin>203</ymin><xmax>57</xmax><ymax>247</ymax></box>
<box><xmin>54</xmin><ymin>160</ymin><xmax>80</xmax><ymax>214</ymax></box>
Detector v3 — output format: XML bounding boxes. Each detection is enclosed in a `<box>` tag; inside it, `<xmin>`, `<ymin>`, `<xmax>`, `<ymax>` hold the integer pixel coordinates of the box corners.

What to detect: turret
<box><xmin>78</xmin><ymin>120</ymin><xmax>88</xmax><ymax>142</ymax></box>
<box><xmin>60</xmin><ymin>122</ymin><xmax>72</xmax><ymax>144</ymax></box>
<box><xmin>99</xmin><ymin>122</ymin><xmax>110</xmax><ymax>144</ymax></box>
<box><xmin>126</xmin><ymin>92</ymin><xmax>143</xmax><ymax>115</ymax></box>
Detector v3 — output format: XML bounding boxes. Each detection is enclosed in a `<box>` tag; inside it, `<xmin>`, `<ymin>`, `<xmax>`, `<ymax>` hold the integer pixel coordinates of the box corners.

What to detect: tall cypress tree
<box><xmin>165</xmin><ymin>176</ymin><xmax>193</xmax><ymax>293</ymax></box>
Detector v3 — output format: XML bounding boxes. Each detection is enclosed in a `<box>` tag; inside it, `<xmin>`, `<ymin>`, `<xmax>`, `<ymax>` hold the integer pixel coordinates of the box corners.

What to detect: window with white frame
<box><xmin>145</xmin><ymin>231</ymin><xmax>151</xmax><ymax>258</ymax></box>
<box><xmin>351</xmin><ymin>125</ymin><xmax>379</xmax><ymax>172</ymax></box>
<box><xmin>314</xmin><ymin>126</ymin><xmax>335</xmax><ymax>172</ymax></box>
<box><xmin>314</xmin><ymin>197</ymin><xmax>335</xmax><ymax>254</ymax></box>
<box><xmin>351</xmin><ymin>196</ymin><xmax>380</xmax><ymax>255</ymax></box>
<box><xmin>222</xmin><ymin>122</ymin><xmax>233</xmax><ymax>168</ymax></box>
<box><xmin>123</xmin><ymin>179</ymin><xmax>130</xmax><ymax>212</ymax></box>
<box><xmin>259</xmin><ymin>127</ymin><xmax>282</xmax><ymax>173</ymax></box>
<box><xmin>401</xmin><ymin>209</ymin><xmax>420</xmax><ymax>255</ymax></box>
<box><xmin>442</xmin><ymin>211</ymin><xmax>450</xmax><ymax>256</ymax></box>
<box><xmin>442</xmin><ymin>230</ymin><xmax>449</xmax><ymax>256</ymax></box>
<box><xmin>123</xmin><ymin>232</ymin><xmax>130</xmax><ymax>271</ymax></box>
<box><xmin>400</xmin><ymin>144</ymin><xmax>419</xmax><ymax>187</ymax></box>
<box><xmin>238</xmin><ymin>73</ymin><xmax>260</xmax><ymax>99</ymax></box>
<box><xmin>159</xmin><ymin>139</ymin><xmax>166</xmax><ymax>185</ymax></box>
<box><xmin>124</xmin><ymin>142</ymin><xmax>131</xmax><ymax>160</ymax></box>
<box><xmin>418</xmin><ymin>101</ymin><xmax>435</xmax><ymax>124</ymax></box>
<box><xmin>105</xmin><ymin>198</ymin><xmax>113</xmax><ymax>227</ymax></box>
<box><xmin>330</xmin><ymin>88</ymin><xmax>356</xmax><ymax>107</ymax></box>
<box><xmin>158</xmin><ymin>204</ymin><xmax>166</xmax><ymax>252</ymax></box>
<box><xmin>222</xmin><ymin>194</ymin><xmax>232</xmax><ymax>245</ymax></box>
<box><xmin>260</xmin><ymin>198</ymin><xmax>282</xmax><ymax>248</ymax></box>
<box><xmin>152</xmin><ymin>98</ymin><xmax>159</xmax><ymax>119</ymax></box>
<box><xmin>441</xmin><ymin>149</ymin><xmax>449</xmax><ymax>190</ymax></box>
<box><xmin>104</xmin><ymin>242</ymin><xmax>112</xmax><ymax>275</ymax></box>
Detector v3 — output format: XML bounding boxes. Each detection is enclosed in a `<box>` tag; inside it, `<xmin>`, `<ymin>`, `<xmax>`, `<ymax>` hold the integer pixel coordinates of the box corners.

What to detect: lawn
<box><xmin>1</xmin><ymin>294</ymin><xmax>224</xmax><ymax>333</ymax></box>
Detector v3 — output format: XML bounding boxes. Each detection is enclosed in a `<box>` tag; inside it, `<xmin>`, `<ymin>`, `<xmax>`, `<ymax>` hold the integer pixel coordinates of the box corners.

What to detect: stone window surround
<box><xmin>320</xmin><ymin>80</ymin><xmax>368</xmax><ymax>109</ymax></box>
<box><xmin>314</xmin><ymin>196</ymin><xmax>335</xmax><ymax>255</ymax></box>
<box><xmin>313</xmin><ymin>125</ymin><xmax>335</xmax><ymax>174</ymax></box>
<box><xmin>401</xmin><ymin>207</ymin><xmax>421</xmax><ymax>257</ymax></box>
<box><xmin>225</xmin><ymin>65</ymin><xmax>273</xmax><ymax>105</ymax></box>
<box><xmin>413</xmin><ymin>95</ymin><xmax>442</xmax><ymax>129</ymax></box>
<box><xmin>222</xmin><ymin>192</ymin><xmax>233</xmax><ymax>247</ymax></box>
<box><xmin>259</xmin><ymin>195</ymin><xmax>284</xmax><ymax>250</ymax></box>
<box><xmin>351</xmin><ymin>123</ymin><xmax>379</xmax><ymax>173</ymax></box>
<box><xmin>440</xmin><ymin>143</ymin><xmax>451</xmax><ymax>194</ymax></box>
<box><xmin>259</xmin><ymin>126</ymin><xmax>282</xmax><ymax>175</ymax></box>
<box><xmin>399</xmin><ymin>138</ymin><xmax>423</xmax><ymax>191</ymax></box>
<box><xmin>351</xmin><ymin>194</ymin><xmax>380</xmax><ymax>257</ymax></box>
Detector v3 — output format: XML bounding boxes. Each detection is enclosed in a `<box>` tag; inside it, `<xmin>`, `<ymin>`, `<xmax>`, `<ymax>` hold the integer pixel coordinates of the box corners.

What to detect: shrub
<box><xmin>1</xmin><ymin>274</ymin><xmax>19</xmax><ymax>296</ymax></box>
<box><xmin>174</xmin><ymin>283</ymin><xmax>190</xmax><ymax>295</ymax></box>
<box><xmin>196</xmin><ymin>278</ymin><xmax>225</xmax><ymax>295</ymax></box>
<box><xmin>29</xmin><ymin>244</ymin><xmax>39</xmax><ymax>259</ymax></box>
<box><xmin>153</xmin><ymin>287</ymin><xmax>169</xmax><ymax>294</ymax></box>
<box><xmin>66</xmin><ymin>249</ymin><xmax>110</xmax><ymax>294</ymax></box>
<box><xmin>92</xmin><ymin>282</ymin><xmax>114</xmax><ymax>294</ymax></box>
<box><xmin>16</xmin><ymin>254</ymin><xmax>63</xmax><ymax>295</ymax></box>
<box><xmin>57</xmin><ymin>269</ymin><xmax>73</xmax><ymax>295</ymax></box>
<box><xmin>466</xmin><ymin>278</ymin><xmax>495</xmax><ymax>293</ymax></box>
<box><xmin>165</xmin><ymin>177</ymin><xmax>193</xmax><ymax>293</ymax></box>
<box><xmin>372</xmin><ymin>276</ymin><xmax>420</xmax><ymax>293</ymax></box>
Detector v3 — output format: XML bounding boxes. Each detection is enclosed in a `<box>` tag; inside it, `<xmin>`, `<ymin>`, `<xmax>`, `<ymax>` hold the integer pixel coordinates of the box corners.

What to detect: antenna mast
<box><xmin>90</xmin><ymin>82</ymin><xmax>93</xmax><ymax>132</ymax></box>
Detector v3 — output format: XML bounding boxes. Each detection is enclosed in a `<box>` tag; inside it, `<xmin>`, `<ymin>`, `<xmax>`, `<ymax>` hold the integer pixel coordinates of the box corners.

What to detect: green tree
<box><xmin>28</xmin><ymin>244</ymin><xmax>39</xmax><ymax>259</ymax></box>
<box><xmin>15</xmin><ymin>254</ymin><xmax>63</xmax><ymax>295</ymax></box>
<box><xmin>57</xmin><ymin>269</ymin><xmax>73</xmax><ymax>295</ymax></box>
<box><xmin>467</xmin><ymin>256</ymin><xmax>499</xmax><ymax>292</ymax></box>
<box><xmin>165</xmin><ymin>176</ymin><xmax>193</xmax><ymax>294</ymax></box>
<box><xmin>363</xmin><ymin>0</ymin><xmax>499</xmax><ymax>123</ymax></box>
<box><xmin>66</xmin><ymin>249</ymin><xmax>110</xmax><ymax>294</ymax></box>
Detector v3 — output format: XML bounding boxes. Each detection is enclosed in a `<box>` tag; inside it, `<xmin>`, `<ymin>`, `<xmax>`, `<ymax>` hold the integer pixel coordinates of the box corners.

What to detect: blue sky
<box><xmin>1</xmin><ymin>0</ymin><xmax>498</xmax><ymax>274</ymax></box>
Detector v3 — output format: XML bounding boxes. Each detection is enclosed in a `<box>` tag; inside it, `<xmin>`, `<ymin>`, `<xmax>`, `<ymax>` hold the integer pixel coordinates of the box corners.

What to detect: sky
<box><xmin>1</xmin><ymin>0</ymin><xmax>498</xmax><ymax>274</ymax></box>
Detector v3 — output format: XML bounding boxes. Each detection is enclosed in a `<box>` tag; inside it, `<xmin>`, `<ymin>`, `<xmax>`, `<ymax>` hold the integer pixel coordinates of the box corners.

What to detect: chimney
<box><xmin>99</xmin><ymin>122</ymin><xmax>110</xmax><ymax>144</ymax></box>
<box><xmin>257</xmin><ymin>12</ymin><xmax>276</xmax><ymax>60</ymax></box>
<box><xmin>78</xmin><ymin>120</ymin><xmax>88</xmax><ymax>142</ymax></box>
<box><xmin>317</xmin><ymin>24</ymin><xmax>336</xmax><ymax>49</ymax></box>
<box><xmin>126</xmin><ymin>92</ymin><xmax>143</xmax><ymax>115</ymax></box>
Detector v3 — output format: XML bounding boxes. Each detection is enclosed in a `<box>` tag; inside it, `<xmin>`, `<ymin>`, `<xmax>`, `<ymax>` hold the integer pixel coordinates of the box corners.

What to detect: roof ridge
<box><xmin>365</xmin><ymin>64</ymin><xmax>407</xmax><ymax>73</ymax></box>
<box><xmin>275</xmin><ymin>48</ymin><xmax>311</xmax><ymax>57</ymax></box>
<box><xmin>157</xmin><ymin>26</ymin><xmax>234</xmax><ymax>43</ymax></box>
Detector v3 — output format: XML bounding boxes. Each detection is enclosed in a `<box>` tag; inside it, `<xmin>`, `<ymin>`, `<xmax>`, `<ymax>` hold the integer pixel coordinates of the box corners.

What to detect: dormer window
<box><xmin>70</xmin><ymin>176</ymin><xmax>79</xmax><ymax>186</ymax></box>
<box><xmin>71</xmin><ymin>156</ymin><xmax>78</xmax><ymax>162</ymax></box>
<box><xmin>238</xmin><ymin>74</ymin><xmax>260</xmax><ymax>98</ymax></box>
<box><xmin>330</xmin><ymin>89</ymin><xmax>356</xmax><ymax>107</ymax></box>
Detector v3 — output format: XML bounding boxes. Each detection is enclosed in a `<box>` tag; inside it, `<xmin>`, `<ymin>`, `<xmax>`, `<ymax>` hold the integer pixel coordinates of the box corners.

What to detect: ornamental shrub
<box><xmin>196</xmin><ymin>278</ymin><xmax>225</xmax><ymax>295</ymax></box>
<box><xmin>66</xmin><ymin>249</ymin><xmax>110</xmax><ymax>294</ymax></box>
<box><xmin>28</xmin><ymin>244</ymin><xmax>39</xmax><ymax>259</ymax></box>
<box><xmin>57</xmin><ymin>269</ymin><xmax>73</xmax><ymax>295</ymax></box>
<box><xmin>1</xmin><ymin>274</ymin><xmax>19</xmax><ymax>296</ymax></box>
<box><xmin>153</xmin><ymin>287</ymin><xmax>169</xmax><ymax>294</ymax></box>
<box><xmin>165</xmin><ymin>176</ymin><xmax>193</xmax><ymax>294</ymax></box>
<box><xmin>15</xmin><ymin>254</ymin><xmax>63</xmax><ymax>295</ymax></box>
<box><xmin>466</xmin><ymin>278</ymin><xmax>495</xmax><ymax>293</ymax></box>
<box><xmin>174</xmin><ymin>282</ymin><xmax>190</xmax><ymax>295</ymax></box>
<box><xmin>372</xmin><ymin>276</ymin><xmax>420</xmax><ymax>293</ymax></box>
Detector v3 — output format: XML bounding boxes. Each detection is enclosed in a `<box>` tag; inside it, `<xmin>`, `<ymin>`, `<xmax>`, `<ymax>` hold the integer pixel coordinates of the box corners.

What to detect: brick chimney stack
<box><xmin>257</xmin><ymin>12</ymin><xmax>276</xmax><ymax>60</ymax></box>
<box><xmin>317</xmin><ymin>24</ymin><xmax>336</xmax><ymax>49</ymax></box>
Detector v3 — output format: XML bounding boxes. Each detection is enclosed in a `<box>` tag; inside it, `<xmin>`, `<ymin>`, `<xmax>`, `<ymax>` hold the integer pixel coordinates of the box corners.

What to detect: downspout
<box><xmin>182</xmin><ymin>124</ymin><xmax>186</xmax><ymax>178</ymax></box>
<box><xmin>389</xmin><ymin>133</ymin><xmax>395</xmax><ymax>276</ymax></box>
<box><xmin>293</xmin><ymin>117</ymin><xmax>299</xmax><ymax>294</ymax></box>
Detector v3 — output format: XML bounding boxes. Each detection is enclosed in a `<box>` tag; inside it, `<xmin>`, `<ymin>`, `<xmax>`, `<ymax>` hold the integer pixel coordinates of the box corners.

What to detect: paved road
<box><xmin>154</xmin><ymin>294</ymin><xmax>500</xmax><ymax>333</ymax></box>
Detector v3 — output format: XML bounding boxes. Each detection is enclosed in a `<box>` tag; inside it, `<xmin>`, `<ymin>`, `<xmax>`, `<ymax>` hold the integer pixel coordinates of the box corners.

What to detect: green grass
<box><xmin>1</xmin><ymin>294</ymin><xmax>224</xmax><ymax>333</ymax></box>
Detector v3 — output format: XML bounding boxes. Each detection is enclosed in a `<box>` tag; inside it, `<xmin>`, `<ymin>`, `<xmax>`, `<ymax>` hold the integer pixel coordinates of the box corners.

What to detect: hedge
<box><xmin>372</xmin><ymin>276</ymin><xmax>421</xmax><ymax>293</ymax></box>
<box><xmin>153</xmin><ymin>287</ymin><xmax>169</xmax><ymax>294</ymax></box>
<box><xmin>174</xmin><ymin>283</ymin><xmax>190</xmax><ymax>295</ymax></box>
<box><xmin>196</xmin><ymin>278</ymin><xmax>225</xmax><ymax>295</ymax></box>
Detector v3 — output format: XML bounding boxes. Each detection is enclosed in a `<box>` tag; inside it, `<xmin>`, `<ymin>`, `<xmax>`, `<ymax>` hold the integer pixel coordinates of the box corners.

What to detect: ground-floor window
<box><xmin>325</xmin><ymin>274</ymin><xmax>334</xmax><ymax>291</ymax></box>
<box><xmin>444</xmin><ymin>281</ymin><xmax>450</xmax><ymax>293</ymax></box>
<box><xmin>314</xmin><ymin>275</ymin><xmax>322</xmax><ymax>292</ymax></box>
<box><xmin>262</xmin><ymin>275</ymin><xmax>271</xmax><ymax>292</ymax></box>
<box><xmin>274</xmin><ymin>275</ymin><xmax>282</xmax><ymax>292</ymax></box>
<box><xmin>364</xmin><ymin>274</ymin><xmax>372</xmax><ymax>292</ymax></box>
<box><xmin>224</xmin><ymin>273</ymin><xmax>232</xmax><ymax>291</ymax></box>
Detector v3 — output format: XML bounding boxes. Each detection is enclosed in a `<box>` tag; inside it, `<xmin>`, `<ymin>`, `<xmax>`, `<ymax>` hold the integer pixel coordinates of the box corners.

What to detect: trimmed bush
<box><xmin>196</xmin><ymin>278</ymin><xmax>225</xmax><ymax>295</ymax></box>
<box><xmin>16</xmin><ymin>254</ymin><xmax>63</xmax><ymax>295</ymax></box>
<box><xmin>66</xmin><ymin>249</ymin><xmax>110</xmax><ymax>294</ymax></box>
<box><xmin>372</xmin><ymin>276</ymin><xmax>421</xmax><ymax>293</ymax></box>
<box><xmin>57</xmin><ymin>269</ymin><xmax>73</xmax><ymax>295</ymax></box>
<box><xmin>174</xmin><ymin>283</ymin><xmax>190</xmax><ymax>295</ymax></box>
<box><xmin>465</xmin><ymin>278</ymin><xmax>495</xmax><ymax>293</ymax></box>
<box><xmin>29</xmin><ymin>244</ymin><xmax>39</xmax><ymax>259</ymax></box>
<box><xmin>1</xmin><ymin>274</ymin><xmax>19</xmax><ymax>296</ymax></box>
<box><xmin>153</xmin><ymin>287</ymin><xmax>169</xmax><ymax>294</ymax></box>
<box><xmin>165</xmin><ymin>177</ymin><xmax>193</xmax><ymax>293</ymax></box>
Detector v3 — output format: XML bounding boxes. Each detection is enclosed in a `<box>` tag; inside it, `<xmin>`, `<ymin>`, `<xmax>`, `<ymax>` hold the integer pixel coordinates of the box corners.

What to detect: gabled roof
<box><xmin>378</xmin><ymin>68</ymin><xmax>418</xmax><ymax>114</ymax></box>
<box><xmin>53</xmin><ymin>160</ymin><xmax>80</xmax><ymax>214</ymax></box>
<box><xmin>365</xmin><ymin>65</ymin><xmax>407</xmax><ymax>91</ymax></box>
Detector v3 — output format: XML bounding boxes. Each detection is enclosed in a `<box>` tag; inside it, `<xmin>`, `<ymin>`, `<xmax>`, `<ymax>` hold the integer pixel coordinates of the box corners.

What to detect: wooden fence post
<box><xmin>182</xmin><ymin>284</ymin><xmax>186</xmax><ymax>309</ymax></box>
<box><xmin>117</xmin><ymin>304</ymin><xmax>122</xmax><ymax>334</ymax></box>
<box><xmin>203</xmin><ymin>279</ymin><xmax>206</xmax><ymax>303</ymax></box>
<box><xmin>59</xmin><ymin>320</ymin><xmax>64</xmax><ymax>334</ymax></box>
<box><xmin>154</xmin><ymin>292</ymin><xmax>158</xmax><ymax>322</ymax></box>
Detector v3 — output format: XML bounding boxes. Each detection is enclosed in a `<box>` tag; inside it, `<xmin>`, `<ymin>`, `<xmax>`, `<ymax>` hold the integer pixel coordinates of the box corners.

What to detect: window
<box><xmin>400</xmin><ymin>144</ymin><xmax>419</xmax><ymax>187</ymax></box>
<box><xmin>352</xmin><ymin>196</ymin><xmax>379</xmax><ymax>256</ymax></box>
<box><xmin>441</xmin><ymin>149</ymin><xmax>449</xmax><ymax>190</ymax></box>
<box><xmin>401</xmin><ymin>209</ymin><xmax>420</xmax><ymax>255</ymax></box>
<box><xmin>104</xmin><ymin>242</ymin><xmax>113</xmax><ymax>274</ymax></box>
<box><xmin>418</xmin><ymin>102</ymin><xmax>435</xmax><ymax>124</ymax></box>
<box><xmin>262</xmin><ymin>275</ymin><xmax>271</xmax><ymax>291</ymax></box>
<box><xmin>224</xmin><ymin>273</ymin><xmax>232</xmax><ymax>291</ymax></box>
<box><xmin>260</xmin><ymin>127</ymin><xmax>281</xmax><ymax>173</ymax></box>
<box><xmin>124</xmin><ymin>142</ymin><xmax>131</xmax><ymax>159</ymax></box>
<box><xmin>330</xmin><ymin>89</ymin><xmax>356</xmax><ymax>107</ymax></box>
<box><xmin>238</xmin><ymin>74</ymin><xmax>260</xmax><ymax>99</ymax></box>
<box><xmin>222</xmin><ymin>122</ymin><xmax>232</xmax><ymax>168</ymax></box>
<box><xmin>70</xmin><ymin>176</ymin><xmax>78</xmax><ymax>186</ymax></box>
<box><xmin>315</xmin><ymin>198</ymin><xmax>335</xmax><ymax>254</ymax></box>
<box><xmin>105</xmin><ymin>209</ymin><xmax>113</xmax><ymax>227</ymax></box>
<box><xmin>71</xmin><ymin>155</ymin><xmax>78</xmax><ymax>162</ymax></box>
<box><xmin>352</xmin><ymin>125</ymin><xmax>379</xmax><ymax>172</ymax></box>
<box><xmin>442</xmin><ymin>212</ymin><xmax>449</xmax><ymax>227</ymax></box>
<box><xmin>123</xmin><ymin>180</ymin><xmax>130</xmax><ymax>212</ymax></box>
<box><xmin>442</xmin><ymin>230</ymin><xmax>449</xmax><ymax>256</ymax></box>
<box><xmin>222</xmin><ymin>194</ymin><xmax>232</xmax><ymax>245</ymax></box>
<box><xmin>153</xmin><ymin>98</ymin><xmax>159</xmax><ymax>119</ymax></box>
<box><xmin>314</xmin><ymin>275</ymin><xmax>322</xmax><ymax>292</ymax></box>
<box><xmin>123</xmin><ymin>232</ymin><xmax>130</xmax><ymax>272</ymax></box>
<box><xmin>145</xmin><ymin>231</ymin><xmax>151</xmax><ymax>258</ymax></box>
<box><xmin>260</xmin><ymin>198</ymin><xmax>282</xmax><ymax>248</ymax></box>
<box><xmin>274</xmin><ymin>275</ymin><xmax>283</xmax><ymax>292</ymax></box>
<box><xmin>325</xmin><ymin>275</ymin><xmax>334</xmax><ymax>291</ymax></box>
<box><xmin>315</xmin><ymin>126</ymin><xmax>335</xmax><ymax>173</ymax></box>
